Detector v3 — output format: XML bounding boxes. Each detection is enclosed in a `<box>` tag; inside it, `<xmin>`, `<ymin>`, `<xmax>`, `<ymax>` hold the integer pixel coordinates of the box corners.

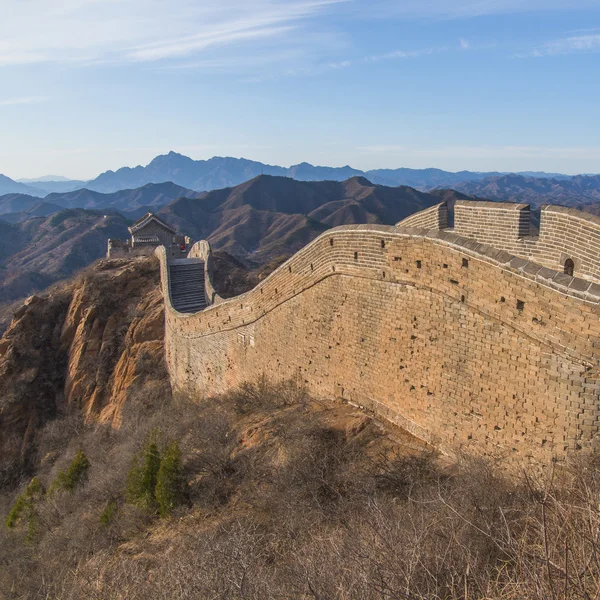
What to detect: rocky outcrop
<box><xmin>0</xmin><ymin>257</ymin><xmax>166</xmax><ymax>485</ymax></box>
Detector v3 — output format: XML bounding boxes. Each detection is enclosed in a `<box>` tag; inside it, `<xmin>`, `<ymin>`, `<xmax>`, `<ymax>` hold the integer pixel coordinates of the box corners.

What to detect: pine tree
<box><xmin>126</xmin><ymin>441</ymin><xmax>161</xmax><ymax>511</ymax></box>
<box><xmin>155</xmin><ymin>441</ymin><xmax>185</xmax><ymax>517</ymax></box>
<box><xmin>6</xmin><ymin>477</ymin><xmax>45</xmax><ymax>531</ymax></box>
<box><xmin>50</xmin><ymin>450</ymin><xmax>90</xmax><ymax>493</ymax></box>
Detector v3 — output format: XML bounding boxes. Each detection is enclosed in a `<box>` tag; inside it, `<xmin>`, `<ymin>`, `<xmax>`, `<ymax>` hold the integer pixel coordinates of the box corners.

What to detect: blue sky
<box><xmin>1</xmin><ymin>0</ymin><xmax>600</xmax><ymax>180</ymax></box>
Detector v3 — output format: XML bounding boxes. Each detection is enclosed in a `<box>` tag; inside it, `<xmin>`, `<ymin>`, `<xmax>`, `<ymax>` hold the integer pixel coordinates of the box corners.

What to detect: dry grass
<box><xmin>1</xmin><ymin>379</ymin><xmax>600</xmax><ymax>599</ymax></box>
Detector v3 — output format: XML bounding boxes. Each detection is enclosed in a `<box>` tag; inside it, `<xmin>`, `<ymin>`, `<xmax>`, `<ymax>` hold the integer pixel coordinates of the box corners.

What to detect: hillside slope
<box><xmin>0</xmin><ymin>210</ymin><xmax>130</xmax><ymax>303</ymax></box>
<box><xmin>0</xmin><ymin>257</ymin><xmax>164</xmax><ymax>485</ymax></box>
<box><xmin>159</xmin><ymin>175</ymin><xmax>447</xmax><ymax>264</ymax></box>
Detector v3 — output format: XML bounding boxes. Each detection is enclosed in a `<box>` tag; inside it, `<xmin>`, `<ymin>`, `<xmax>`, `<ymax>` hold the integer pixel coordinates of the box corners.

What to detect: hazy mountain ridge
<box><xmin>0</xmin><ymin>182</ymin><xmax>203</xmax><ymax>221</ymax></box>
<box><xmin>447</xmin><ymin>174</ymin><xmax>600</xmax><ymax>207</ymax></box>
<box><xmin>0</xmin><ymin>175</ymin><xmax>46</xmax><ymax>198</ymax></box>
<box><xmin>2</xmin><ymin>152</ymin><xmax>588</xmax><ymax>199</ymax></box>
<box><xmin>85</xmin><ymin>152</ymin><xmax>577</xmax><ymax>194</ymax></box>
<box><xmin>3</xmin><ymin>171</ymin><xmax>600</xmax><ymax>310</ymax></box>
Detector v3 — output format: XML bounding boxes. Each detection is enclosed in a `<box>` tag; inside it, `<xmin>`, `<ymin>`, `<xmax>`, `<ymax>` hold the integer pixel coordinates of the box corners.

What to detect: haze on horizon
<box><xmin>1</xmin><ymin>0</ymin><xmax>599</xmax><ymax>180</ymax></box>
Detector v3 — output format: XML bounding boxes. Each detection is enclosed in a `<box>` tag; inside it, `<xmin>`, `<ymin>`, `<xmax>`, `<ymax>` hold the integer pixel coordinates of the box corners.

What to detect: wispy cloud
<box><xmin>243</xmin><ymin>44</ymin><xmax>447</xmax><ymax>82</ymax></box>
<box><xmin>0</xmin><ymin>96</ymin><xmax>47</xmax><ymax>107</ymax></box>
<box><xmin>525</xmin><ymin>33</ymin><xmax>600</xmax><ymax>57</ymax></box>
<box><xmin>0</xmin><ymin>0</ymin><xmax>346</xmax><ymax>67</ymax></box>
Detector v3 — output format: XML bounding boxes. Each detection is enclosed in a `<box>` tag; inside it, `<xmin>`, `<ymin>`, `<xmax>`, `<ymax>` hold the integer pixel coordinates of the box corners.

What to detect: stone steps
<box><xmin>168</xmin><ymin>259</ymin><xmax>207</xmax><ymax>313</ymax></box>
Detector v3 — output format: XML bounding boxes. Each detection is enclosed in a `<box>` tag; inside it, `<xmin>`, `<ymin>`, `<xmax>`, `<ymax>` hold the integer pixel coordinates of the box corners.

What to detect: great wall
<box><xmin>156</xmin><ymin>200</ymin><xmax>600</xmax><ymax>463</ymax></box>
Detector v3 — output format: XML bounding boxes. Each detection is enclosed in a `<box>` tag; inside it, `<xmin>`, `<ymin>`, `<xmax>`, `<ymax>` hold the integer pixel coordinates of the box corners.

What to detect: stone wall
<box><xmin>404</xmin><ymin>200</ymin><xmax>600</xmax><ymax>281</ymax></box>
<box><xmin>108</xmin><ymin>240</ymin><xmax>192</xmax><ymax>260</ymax></box>
<box><xmin>107</xmin><ymin>242</ymin><xmax>155</xmax><ymax>260</ymax></box>
<box><xmin>453</xmin><ymin>200</ymin><xmax>533</xmax><ymax>251</ymax></box>
<box><xmin>395</xmin><ymin>202</ymin><xmax>449</xmax><ymax>230</ymax></box>
<box><xmin>188</xmin><ymin>240</ymin><xmax>222</xmax><ymax>306</ymax></box>
<box><xmin>157</xmin><ymin>218</ymin><xmax>600</xmax><ymax>464</ymax></box>
<box><xmin>534</xmin><ymin>206</ymin><xmax>600</xmax><ymax>281</ymax></box>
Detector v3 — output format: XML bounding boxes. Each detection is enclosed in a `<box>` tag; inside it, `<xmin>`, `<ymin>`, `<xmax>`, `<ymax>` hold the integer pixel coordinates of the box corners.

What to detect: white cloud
<box><xmin>459</xmin><ymin>38</ymin><xmax>470</xmax><ymax>50</ymax></box>
<box><xmin>0</xmin><ymin>0</ymin><xmax>345</xmax><ymax>67</ymax></box>
<box><xmin>0</xmin><ymin>96</ymin><xmax>47</xmax><ymax>107</ymax></box>
<box><xmin>526</xmin><ymin>34</ymin><xmax>600</xmax><ymax>57</ymax></box>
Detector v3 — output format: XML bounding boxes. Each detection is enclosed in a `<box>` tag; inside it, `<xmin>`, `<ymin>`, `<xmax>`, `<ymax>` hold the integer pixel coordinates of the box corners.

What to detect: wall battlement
<box><xmin>157</xmin><ymin>201</ymin><xmax>600</xmax><ymax>464</ymax></box>
<box><xmin>399</xmin><ymin>200</ymin><xmax>600</xmax><ymax>282</ymax></box>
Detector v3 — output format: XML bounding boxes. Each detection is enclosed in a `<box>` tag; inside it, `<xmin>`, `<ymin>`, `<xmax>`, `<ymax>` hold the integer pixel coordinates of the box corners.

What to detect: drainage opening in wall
<box><xmin>462</xmin><ymin>258</ymin><xmax>469</xmax><ymax>268</ymax></box>
<box><xmin>354</xmin><ymin>251</ymin><xmax>358</xmax><ymax>261</ymax></box>
<box><xmin>517</xmin><ymin>300</ymin><xmax>525</xmax><ymax>311</ymax></box>
<box><xmin>564</xmin><ymin>258</ymin><xmax>575</xmax><ymax>277</ymax></box>
<box><xmin>416</xmin><ymin>260</ymin><xmax>422</xmax><ymax>269</ymax></box>
<box><xmin>381</xmin><ymin>239</ymin><xmax>386</xmax><ymax>248</ymax></box>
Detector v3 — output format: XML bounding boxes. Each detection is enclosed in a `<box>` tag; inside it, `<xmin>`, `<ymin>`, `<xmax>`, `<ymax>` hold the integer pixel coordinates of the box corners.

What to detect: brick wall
<box><xmin>533</xmin><ymin>206</ymin><xmax>600</xmax><ymax>281</ymax></box>
<box><xmin>157</xmin><ymin>222</ymin><xmax>600</xmax><ymax>464</ymax></box>
<box><xmin>395</xmin><ymin>202</ymin><xmax>449</xmax><ymax>230</ymax></box>
<box><xmin>398</xmin><ymin>200</ymin><xmax>600</xmax><ymax>282</ymax></box>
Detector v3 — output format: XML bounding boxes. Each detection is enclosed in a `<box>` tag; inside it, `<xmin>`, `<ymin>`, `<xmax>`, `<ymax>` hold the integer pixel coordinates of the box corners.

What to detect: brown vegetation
<box><xmin>1</xmin><ymin>375</ymin><xmax>600</xmax><ymax>599</ymax></box>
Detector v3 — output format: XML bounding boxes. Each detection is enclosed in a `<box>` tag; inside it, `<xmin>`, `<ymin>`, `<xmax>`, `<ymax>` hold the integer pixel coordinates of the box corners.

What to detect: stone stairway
<box><xmin>168</xmin><ymin>258</ymin><xmax>207</xmax><ymax>313</ymax></box>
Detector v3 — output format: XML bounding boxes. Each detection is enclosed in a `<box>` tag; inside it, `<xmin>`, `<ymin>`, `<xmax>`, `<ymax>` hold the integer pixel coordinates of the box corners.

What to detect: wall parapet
<box><xmin>395</xmin><ymin>202</ymin><xmax>449</xmax><ymax>230</ymax></box>
<box><xmin>398</xmin><ymin>200</ymin><xmax>600</xmax><ymax>283</ymax></box>
<box><xmin>159</xmin><ymin>220</ymin><xmax>600</xmax><ymax>464</ymax></box>
<box><xmin>188</xmin><ymin>240</ymin><xmax>222</xmax><ymax>307</ymax></box>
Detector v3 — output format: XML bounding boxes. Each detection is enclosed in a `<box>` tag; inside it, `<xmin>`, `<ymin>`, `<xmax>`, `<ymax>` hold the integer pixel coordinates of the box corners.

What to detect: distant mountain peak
<box><xmin>73</xmin><ymin>152</ymin><xmax>586</xmax><ymax>196</ymax></box>
<box><xmin>346</xmin><ymin>175</ymin><xmax>373</xmax><ymax>186</ymax></box>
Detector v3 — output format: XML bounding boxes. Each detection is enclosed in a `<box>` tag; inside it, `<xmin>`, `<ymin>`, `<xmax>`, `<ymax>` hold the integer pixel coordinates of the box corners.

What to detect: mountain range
<box><xmin>0</xmin><ymin>182</ymin><xmax>202</xmax><ymax>222</ymax></box>
<box><xmin>446</xmin><ymin>174</ymin><xmax>600</xmax><ymax>207</ymax></box>
<box><xmin>1</xmin><ymin>152</ymin><xmax>579</xmax><ymax>198</ymax></box>
<box><xmin>0</xmin><ymin>175</ymin><xmax>461</xmax><ymax>305</ymax></box>
<box><xmin>157</xmin><ymin>175</ymin><xmax>460</xmax><ymax>264</ymax></box>
<box><xmin>4</xmin><ymin>167</ymin><xmax>600</xmax><ymax>309</ymax></box>
<box><xmin>84</xmin><ymin>152</ymin><xmax>575</xmax><ymax>194</ymax></box>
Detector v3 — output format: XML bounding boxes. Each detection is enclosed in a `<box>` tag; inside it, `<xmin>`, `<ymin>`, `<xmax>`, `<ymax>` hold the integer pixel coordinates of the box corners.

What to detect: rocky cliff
<box><xmin>0</xmin><ymin>256</ymin><xmax>166</xmax><ymax>486</ymax></box>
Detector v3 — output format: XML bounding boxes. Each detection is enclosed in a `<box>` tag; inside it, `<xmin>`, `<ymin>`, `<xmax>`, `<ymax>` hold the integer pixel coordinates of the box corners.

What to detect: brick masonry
<box><xmin>450</xmin><ymin>201</ymin><xmax>600</xmax><ymax>281</ymax></box>
<box><xmin>157</xmin><ymin>201</ymin><xmax>600</xmax><ymax>463</ymax></box>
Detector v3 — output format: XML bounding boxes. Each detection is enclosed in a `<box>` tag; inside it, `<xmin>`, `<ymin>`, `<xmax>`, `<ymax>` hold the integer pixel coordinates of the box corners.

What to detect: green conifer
<box><xmin>155</xmin><ymin>441</ymin><xmax>185</xmax><ymax>517</ymax></box>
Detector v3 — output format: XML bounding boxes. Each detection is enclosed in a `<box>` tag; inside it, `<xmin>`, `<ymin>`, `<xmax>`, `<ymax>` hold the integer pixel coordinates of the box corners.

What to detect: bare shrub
<box><xmin>3</xmin><ymin>379</ymin><xmax>600</xmax><ymax>600</ymax></box>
